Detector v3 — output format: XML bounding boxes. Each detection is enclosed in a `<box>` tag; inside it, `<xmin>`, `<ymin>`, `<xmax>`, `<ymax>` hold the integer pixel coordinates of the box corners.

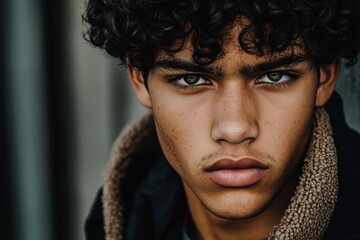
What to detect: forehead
<box><xmin>156</xmin><ymin>21</ymin><xmax>306</xmax><ymax>66</ymax></box>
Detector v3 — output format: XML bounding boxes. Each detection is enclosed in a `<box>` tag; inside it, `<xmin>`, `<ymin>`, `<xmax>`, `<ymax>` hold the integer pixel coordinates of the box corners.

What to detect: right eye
<box><xmin>166</xmin><ymin>74</ymin><xmax>212</xmax><ymax>91</ymax></box>
<box><xmin>175</xmin><ymin>75</ymin><xmax>209</xmax><ymax>86</ymax></box>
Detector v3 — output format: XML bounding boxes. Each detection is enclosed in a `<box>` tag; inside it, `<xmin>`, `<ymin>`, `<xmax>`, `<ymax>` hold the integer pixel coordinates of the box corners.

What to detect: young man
<box><xmin>83</xmin><ymin>1</ymin><xmax>360</xmax><ymax>239</ymax></box>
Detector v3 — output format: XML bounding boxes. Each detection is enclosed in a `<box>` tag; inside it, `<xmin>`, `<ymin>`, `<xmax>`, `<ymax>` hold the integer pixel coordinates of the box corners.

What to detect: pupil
<box><xmin>184</xmin><ymin>75</ymin><xmax>199</xmax><ymax>84</ymax></box>
<box><xmin>268</xmin><ymin>72</ymin><xmax>283</xmax><ymax>82</ymax></box>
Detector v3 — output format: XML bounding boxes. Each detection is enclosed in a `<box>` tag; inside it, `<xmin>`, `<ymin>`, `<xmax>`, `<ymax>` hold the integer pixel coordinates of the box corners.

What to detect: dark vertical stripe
<box><xmin>40</xmin><ymin>2</ymin><xmax>76</xmax><ymax>240</ymax></box>
<box><xmin>0</xmin><ymin>1</ymin><xmax>15</xmax><ymax>238</ymax></box>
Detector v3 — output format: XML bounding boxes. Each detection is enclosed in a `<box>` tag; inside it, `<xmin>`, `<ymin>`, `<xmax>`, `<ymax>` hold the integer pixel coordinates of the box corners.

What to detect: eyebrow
<box><xmin>151</xmin><ymin>58</ymin><xmax>223</xmax><ymax>76</ymax></box>
<box><xmin>240</xmin><ymin>55</ymin><xmax>310</xmax><ymax>77</ymax></box>
<box><xmin>151</xmin><ymin>55</ymin><xmax>310</xmax><ymax>77</ymax></box>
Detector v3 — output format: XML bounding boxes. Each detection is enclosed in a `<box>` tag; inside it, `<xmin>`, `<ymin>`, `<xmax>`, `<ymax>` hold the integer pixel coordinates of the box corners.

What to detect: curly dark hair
<box><xmin>83</xmin><ymin>0</ymin><xmax>360</xmax><ymax>75</ymax></box>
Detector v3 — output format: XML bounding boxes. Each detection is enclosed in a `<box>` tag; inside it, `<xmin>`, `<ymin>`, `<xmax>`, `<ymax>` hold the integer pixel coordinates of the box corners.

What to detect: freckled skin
<box><xmin>130</xmin><ymin>25</ymin><xmax>338</xmax><ymax>239</ymax></box>
<box><xmin>149</xmin><ymin>57</ymin><xmax>316</xmax><ymax>239</ymax></box>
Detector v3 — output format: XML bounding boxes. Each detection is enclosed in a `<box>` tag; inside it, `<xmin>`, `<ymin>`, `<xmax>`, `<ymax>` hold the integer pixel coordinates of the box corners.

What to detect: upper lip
<box><xmin>205</xmin><ymin>158</ymin><xmax>268</xmax><ymax>171</ymax></box>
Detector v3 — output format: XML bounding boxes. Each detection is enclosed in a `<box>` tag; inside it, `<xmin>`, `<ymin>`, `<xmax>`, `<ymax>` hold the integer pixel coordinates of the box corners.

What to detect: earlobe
<box><xmin>128</xmin><ymin>67</ymin><xmax>152</xmax><ymax>109</ymax></box>
<box><xmin>315</xmin><ymin>59</ymin><xmax>341</xmax><ymax>107</ymax></box>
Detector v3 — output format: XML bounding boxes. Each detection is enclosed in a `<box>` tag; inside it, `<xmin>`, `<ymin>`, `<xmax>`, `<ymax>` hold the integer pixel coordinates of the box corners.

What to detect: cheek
<box><xmin>152</xmin><ymin>101</ymin><xmax>181</xmax><ymax>165</ymax></box>
<box><xmin>151</xmin><ymin>94</ymin><xmax>209</xmax><ymax>175</ymax></box>
<box><xmin>258</xmin><ymin>82</ymin><xmax>317</xmax><ymax>170</ymax></box>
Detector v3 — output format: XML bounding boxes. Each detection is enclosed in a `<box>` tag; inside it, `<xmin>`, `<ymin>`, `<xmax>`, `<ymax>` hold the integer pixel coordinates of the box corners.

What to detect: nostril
<box><xmin>211</xmin><ymin>119</ymin><xmax>259</xmax><ymax>145</ymax></box>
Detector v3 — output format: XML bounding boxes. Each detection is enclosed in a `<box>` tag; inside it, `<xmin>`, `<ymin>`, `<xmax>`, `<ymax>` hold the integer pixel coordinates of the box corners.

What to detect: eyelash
<box><xmin>166</xmin><ymin>74</ymin><xmax>210</xmax><ymax>90</ymax></box>
<box><xmin>255</xmin><ymin>71</ymin><xmax>300</xmax><ymax>88</ymax></box>
<box><xmin>166</xmin><ymin>71</ymin><xmax>300</xmax><ymax>90</ymax></box>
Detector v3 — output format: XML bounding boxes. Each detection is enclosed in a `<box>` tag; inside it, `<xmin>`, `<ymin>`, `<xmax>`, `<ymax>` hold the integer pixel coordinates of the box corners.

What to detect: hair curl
<box><xmin>83</xmin><ymin>0</ymin><xmax>360</xmax><ymax>75</ymax></box>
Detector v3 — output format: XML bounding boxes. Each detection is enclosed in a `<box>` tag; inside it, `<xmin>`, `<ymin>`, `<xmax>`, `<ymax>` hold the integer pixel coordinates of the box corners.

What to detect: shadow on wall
<box><xmin>337</xmin><ymin>62</ymin><xmax>360</xmax><ymax>132</ymax></box>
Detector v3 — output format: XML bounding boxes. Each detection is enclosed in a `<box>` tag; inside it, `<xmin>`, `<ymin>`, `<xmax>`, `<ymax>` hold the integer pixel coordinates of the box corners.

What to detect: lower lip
<box><xmin>207</xmin><ymin>168</ymin><xmax>266</xmax><ymax>187</ymax></box>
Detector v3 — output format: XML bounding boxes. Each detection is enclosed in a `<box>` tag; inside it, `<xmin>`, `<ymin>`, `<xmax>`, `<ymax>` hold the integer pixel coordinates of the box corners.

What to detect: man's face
<box><xmin>139</xmin><ymin>27</ymin><xmax>321</xmax><ymax>220</ymax></box>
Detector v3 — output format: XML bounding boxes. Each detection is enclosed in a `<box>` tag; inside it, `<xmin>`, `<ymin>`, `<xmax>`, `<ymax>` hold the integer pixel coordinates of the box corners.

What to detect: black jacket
<box><xmin>85</xmin><ymin>93</ymin><xmax>360</xmax><ymax>240</ymax></box>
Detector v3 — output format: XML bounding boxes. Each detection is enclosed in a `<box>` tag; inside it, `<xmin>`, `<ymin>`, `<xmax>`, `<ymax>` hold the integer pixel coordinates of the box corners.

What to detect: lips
<box><xmin>205</xmin><ymin>158</ymin><xmax>268</xmax><ymax>187</ymax></box>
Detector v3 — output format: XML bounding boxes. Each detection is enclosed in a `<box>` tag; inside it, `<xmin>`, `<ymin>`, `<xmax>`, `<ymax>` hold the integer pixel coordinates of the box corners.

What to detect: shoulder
<box><xmin>84</xmin><ymin>189</ymin><xmax>105</xmax><ymax>240</ymax></box>
<box><xmin>323</xmin><ymin>93</ymin><xmax>360</xmax><ymax>239</ymax></box>
<box><xmin>326</xmin><ymin>93</ymin><xmax>360</xmax><ymax>193</ymax></box>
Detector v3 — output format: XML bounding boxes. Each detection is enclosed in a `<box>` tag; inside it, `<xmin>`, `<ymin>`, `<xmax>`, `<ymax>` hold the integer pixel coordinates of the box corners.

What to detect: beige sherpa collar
<box><xmin>103</xmin><ymin>112</ymin><xmax>161</xmax><ymax>240</ymax></box>
<box><xmin>268</xmin><ymin>108</ymin><xmax>338</xmax><ymax>239</ymax></box>
<box><xmin>103</xmin><ymin>108</ymin><xmax>338</xmax><ymax>240</ymax></box>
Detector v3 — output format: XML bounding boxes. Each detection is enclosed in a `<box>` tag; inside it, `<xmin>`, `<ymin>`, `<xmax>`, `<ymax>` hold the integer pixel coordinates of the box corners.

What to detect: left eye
<box><xmin>176</xmin><ymin>75</ymin><xmax>208</xmax><ymax>86</ymax></box>
<box><xmin>257</xmin><ymin>72</ymin><xmax>290</xmax><ymax>83</ymax></box>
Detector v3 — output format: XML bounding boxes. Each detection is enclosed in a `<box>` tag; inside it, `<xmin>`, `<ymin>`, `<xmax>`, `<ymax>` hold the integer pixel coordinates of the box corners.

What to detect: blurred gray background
<box><xmin>0</xmin><ymin>1</ymin><xmax>359</xmax><ymax>240</ymax></box>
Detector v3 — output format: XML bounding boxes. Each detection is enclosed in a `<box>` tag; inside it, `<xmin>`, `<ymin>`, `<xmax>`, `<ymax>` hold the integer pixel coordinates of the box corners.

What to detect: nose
<box><xmin>211</xmin><ymin>83</ymin><xmax>259</xmax><ymax>145</ymax></box>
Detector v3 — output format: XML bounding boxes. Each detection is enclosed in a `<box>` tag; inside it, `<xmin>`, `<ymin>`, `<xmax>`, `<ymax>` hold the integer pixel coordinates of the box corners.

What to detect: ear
<box><xmin>128</xmin><ymin>67</ymin><xmax>152</xmax><ymax>109</ymax></box>
<box><xmin>315</xmin><ymin>58</ymin><xmax>341</xmax><ymax>107</ymax></box>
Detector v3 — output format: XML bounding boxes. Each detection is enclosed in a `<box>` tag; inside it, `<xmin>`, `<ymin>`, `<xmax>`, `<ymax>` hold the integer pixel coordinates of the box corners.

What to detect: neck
<box><xmin>183</xmin><ymin>174</ymin><xmax>300</xmax><ymax>240</ymax></box>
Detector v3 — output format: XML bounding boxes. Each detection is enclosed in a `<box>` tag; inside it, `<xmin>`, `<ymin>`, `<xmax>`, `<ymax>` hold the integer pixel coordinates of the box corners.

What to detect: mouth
<box><xmin>205</xmin><ymin>158</ymin><xmax>268</xmax><ymax>187</ymax></box>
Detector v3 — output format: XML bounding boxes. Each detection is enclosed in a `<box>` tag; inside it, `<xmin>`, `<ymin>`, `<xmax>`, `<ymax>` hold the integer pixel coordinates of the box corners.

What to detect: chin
<box><xmin>211</xmin><ymin>207</ymin><xmax>267</xmax><ymax>221</ymax></box>
<box><xmin>203</xmin><ymin>194</ymin><xmax>272</xmax><ymax>220</ymax></box>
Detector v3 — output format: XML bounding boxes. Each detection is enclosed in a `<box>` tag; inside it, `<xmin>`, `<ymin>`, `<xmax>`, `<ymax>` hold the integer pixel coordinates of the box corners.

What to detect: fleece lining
<box><xmin>103</xmin><ymin>108</ymin><xmax>338</xmax><ymax>240</ymax></box>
